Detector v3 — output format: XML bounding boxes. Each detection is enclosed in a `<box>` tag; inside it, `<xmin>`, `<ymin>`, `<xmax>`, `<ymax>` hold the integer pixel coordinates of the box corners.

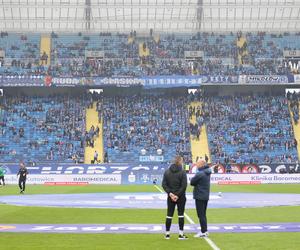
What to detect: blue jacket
<box><xmin>190</xmin><ymin>165</ymin><xmax>211</xmax><ymax>200</ymax></box>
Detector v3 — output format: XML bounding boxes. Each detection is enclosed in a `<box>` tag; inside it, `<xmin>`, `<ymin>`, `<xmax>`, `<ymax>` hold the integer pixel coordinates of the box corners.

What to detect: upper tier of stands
<box><xmin>0</xmin><ymin>32</ymin><xmax>299</xmax><ymax>77</ymax></box>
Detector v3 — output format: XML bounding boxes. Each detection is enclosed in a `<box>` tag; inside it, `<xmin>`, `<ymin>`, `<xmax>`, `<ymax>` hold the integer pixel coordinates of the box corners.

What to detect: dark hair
<box><xmin>174</xmin><ymin>156</ymin><xmax>183</xmax><ymax>166</ymax></box>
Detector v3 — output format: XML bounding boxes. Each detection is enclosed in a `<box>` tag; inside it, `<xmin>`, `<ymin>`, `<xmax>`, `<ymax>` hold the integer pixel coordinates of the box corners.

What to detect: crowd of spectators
<box><xmin>0</xmin><ymin>95</ymin><xmax>88</xmax><ymax>163</ymax></box>
<box><xmin>288</xmin><ymin>91</ymin><xmax>300</xmax><ymax>124</ymax></box>
<box><xmin>0</xmin><ymin>32</ymin><xmax>299</xmax><ymax>78</ymax></box>
<box><xmin>101</xmin><ymin>93</ymin><xmax>192</xmax><ymax>163</ymax></box>
<box><xmin>0</xmin><ymin>33</ymin><xmax>41</xmax><ymax>76</ymax></box>
<box><xmin>201</xmin><ymin>94</ymin><xmax>298</xmax><ymax>164</ymax></box>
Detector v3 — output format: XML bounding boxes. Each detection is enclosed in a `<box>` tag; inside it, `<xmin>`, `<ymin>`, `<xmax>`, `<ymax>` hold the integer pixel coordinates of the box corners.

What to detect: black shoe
<box><xmin>20</xmin><ymin>190</ymin><xmax>24</xmax><ymax>194</ymax></box>
<box><xmin>178</xmin><ymin>234</ymin><xmax>188</xmax><ymax>240</ymax></box>
<box><xmin>164</xmin><ymin>234</ymin><xmax>170</xmax><ymax>240</ymax></box>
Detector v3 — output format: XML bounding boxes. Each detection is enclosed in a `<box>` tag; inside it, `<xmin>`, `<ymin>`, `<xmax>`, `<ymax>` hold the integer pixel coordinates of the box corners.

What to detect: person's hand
<box><xmin>169</xmin><ymin>193</ymin><xmax>178</xmax><ymax>202</ymax></box>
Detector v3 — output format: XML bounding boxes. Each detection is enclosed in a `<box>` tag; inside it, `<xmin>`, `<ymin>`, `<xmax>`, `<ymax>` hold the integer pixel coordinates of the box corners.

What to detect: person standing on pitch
<box><xmin>0</xmin><ymin>165</ymin><xmax>5</xmax><ymax>186</ymax></box>
<box><xmin>17</xmin><ymin>162</ymin><xmax>28</xmax><ymax>194</ymax></box>
<box><xmin>190</xmin><ymin>158</ymin><xmax>211</xmax><ymax>238</ymax></box>
<box><xmin>162</xmin><ymin>156</ymin><xmax>188</xmax><ymax>240</ymax></box>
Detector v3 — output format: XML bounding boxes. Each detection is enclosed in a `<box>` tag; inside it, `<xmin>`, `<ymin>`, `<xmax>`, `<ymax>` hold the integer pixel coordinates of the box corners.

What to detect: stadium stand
<box><xmin>0</xmin><ymin>95</ymin><xmax>87</xmax><ymax>163</ymax></box>
<box><xmin>202</xmin><ymin>94</ymin><xmax>298</xmax><ymax>164</ymax></box>
<box><xmin>0</xmin><ymin>32</ymin><xmax>299</xmax><ymax>78</ymax></box>
<box><xmin>0</xmin><ymin>33</ymin><xmax>42</xmax><ymax>76</ymax></box>
<box><xmin>101</xmin><ymin>93</ymin><xmax>192</xmax><ymax>163</ymax></box>
<box><xmin>1</xmin><ymin>90</ymin><xmax>300</xmax><ymax>165</ymax></box>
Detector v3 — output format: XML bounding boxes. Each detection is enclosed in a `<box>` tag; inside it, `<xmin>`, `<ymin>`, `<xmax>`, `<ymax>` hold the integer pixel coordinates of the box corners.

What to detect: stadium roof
<box><xmin>0</xmin><ymin>0</ymin><xmax>299</xmax><ymax>33</ymax></box>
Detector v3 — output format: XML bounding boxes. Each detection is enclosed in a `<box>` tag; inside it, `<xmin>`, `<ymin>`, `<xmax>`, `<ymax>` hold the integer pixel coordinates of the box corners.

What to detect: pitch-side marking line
<box><xmin>154</xmin><ymin>185</ymin><xmax>221</xmax><ymax>250</ymax></box>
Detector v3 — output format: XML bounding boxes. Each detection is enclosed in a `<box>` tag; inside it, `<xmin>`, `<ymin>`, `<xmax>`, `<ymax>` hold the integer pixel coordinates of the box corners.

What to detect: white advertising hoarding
<box><xmin>4</xmin><ymin>174</ymin><xmax>122</xmax><ymax>185</ymax></box>
<box><xmin>188</xmin><ymin>174</ymin><xmax>300</xmax><ymax>184</ymax></box>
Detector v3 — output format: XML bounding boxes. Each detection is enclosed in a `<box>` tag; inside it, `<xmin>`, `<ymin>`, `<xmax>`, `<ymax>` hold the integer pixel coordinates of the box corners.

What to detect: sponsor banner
<box><xmin>201</xmin><ymin>75</ymin><xmax>238</xmax><ymax>84</ymax></box>
<box><xmin>294</xmin><ymin>74</ymin><xmax>300</xmax><ymax>84</ymax></box>
<box><xmin>217</xmin><ymin>181</ymin><xmax>261</xmax><ymax>185</ymax></box>
<box><xmin>283</xmin><ymin>50</ymin><xmax>300</xmax><ymax>57</ymax></box>
<box><xmin>239</xmin><ymin>75</ymin><xmax>289</xmax><ymax>84</ymax></box>
<box><xmin>141</xmin><ymin>76</ymin><xmax>201</xmax><ymax>88</ymax></box>
<box><xmin>50</xmin><ymin>77</ymin><xmax>89</xmax><ymax>87</ymax></box>
<box><xmin>85</xmin><ymin>50</ymin><xmax>104</xmax><ymax>58</ymax></box>
<box><xmin>139</xmin><ymin>155</ymin><xmax>164</xmax><ymax>162</ymax></box>
<box><xmin>44</xmin><ymin>182</ymin><xmax>89</xmax><ymax>186</ymax></box>
<box><xmin>121</xmin><ymin>171</ymin><xmax>164</xmax><ymax>185</ymax></box>
<box><xmin>0</xmin><ymin>163</ymin><xmax>167</xmax><ymax>175</ymax></box>
<box><xmin>1</xmin><ymin>163</ymin><xmax>299</xmax><ymax>176</ymax></box>
<box><xmin>4</xmin><ymin>174</ymin><xmax>121</xmax><ymax>185</ymax></box>
<box><xmin>123</xmin><ymin>172</ymin><xmax>300</xmax><ymax>185</ymax></box>
<box><xmin>0</xmin><ymin>223</ymin><xmax>299</xmax><ymax>234</ymax></box>
<box><xmin>184</xmin><ymin>50</ymin><xmax>204</xmax><ymax>58</ymax></box>
<box><xmin>210</xmin><ymin>163</ymin><xmax>300</xmax><ymax>174</ymax></box>
<box><xmin>96</xmin><ymin>77</ymin><xmax>143</xmax><ymax>87</ymax></box>
<box><xmin>1</xmin><ymin>74</ymin><xmax>297</xmax><ymax>87</ymax></box>
<box><xmin>186</xmin><ymin>173</ymin><xmax>300</xmax><ymax>184</ymax></box>
<box><xmin>0</xmin><ymin>75</ymin><xmax>44</xmax><ymax>86</ymax></box>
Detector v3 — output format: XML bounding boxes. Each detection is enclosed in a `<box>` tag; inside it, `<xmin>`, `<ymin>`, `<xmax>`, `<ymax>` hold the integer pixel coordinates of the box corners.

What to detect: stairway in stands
<box><xmin>289</xmin><ymin>102</ymin><xmax>300</xmax><ymax>159</ymax></box>
<box><xmin>139</xmin><ymin>42</ymin><xmax>150</xmax><ymax>57</ymax></box>
<box><xmin>236</xmin><ymin>36</ymin><xmax>249</xmax><ymax>65</ymax></box>
<box><xmin>189</xmin><ymin>101</ymin><xmax>211</xmax><ymax>163</ymax></box>
<box><xmin>84</xmin><ymin>102</ymin><xmax>104</xmax><ymax>164</ymax></box>
<box><xmin>40</xmin><ymin>35</ymin><xmax>51</xmax><ymax>66</ymax></box>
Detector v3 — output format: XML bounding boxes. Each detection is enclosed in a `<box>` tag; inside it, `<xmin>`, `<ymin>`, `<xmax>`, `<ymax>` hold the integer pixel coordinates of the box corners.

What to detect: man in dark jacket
<box><xmin>17</xmin><ymin>162</ymin><xmax>28</xmax><ymax>194</ymax></box>
<box><xmin>190</xmin><ymin>159</ymin><xmax>211</xmax><ymax>238</ymax></box>
<box><xmin>162</xmin><ymin>156</ymin><xmax>188</xmax><ymax>240</ymax></box>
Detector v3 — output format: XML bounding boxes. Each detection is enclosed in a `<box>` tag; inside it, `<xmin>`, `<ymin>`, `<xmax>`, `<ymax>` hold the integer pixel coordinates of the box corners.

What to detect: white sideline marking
<box><xmin>154</xmin><ymin>185</ymin><xmax>221</xmax><ymax>250</ymax></box>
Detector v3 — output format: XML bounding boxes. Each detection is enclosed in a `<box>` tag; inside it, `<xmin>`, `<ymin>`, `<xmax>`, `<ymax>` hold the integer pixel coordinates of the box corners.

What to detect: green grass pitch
<box><xmin>0</xmin><ymin>184</ymin><xmax>300</xmax><ymax>250</ymax></box>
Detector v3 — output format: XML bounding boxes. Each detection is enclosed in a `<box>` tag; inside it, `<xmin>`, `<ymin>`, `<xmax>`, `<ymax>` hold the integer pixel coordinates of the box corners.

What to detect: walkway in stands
<box><xmin>40</xmin><ymin>35</ymin><xmax>51</xmax><ymax>66</ymax></box>
<box><xmin>1</xmin><ymin>223</ymin><xmax>299</xmax><ymax>234</ymax></box>
<box><xmin>237</xmin><ymin>36</ymin><xmax>248</xmax><ymax>65</ymax></box>
<box><xmin>84</xmin><ymin>102</ymin><xmax>103</xmax><ymax>163</ymax></box>
<box><xmin>139</xmin><ymin>42</ymin><xmax>150</xmax><ymax>57</ymax></box>
<box><xmin>1</xmin><ymin>193</ymin><xmax>300</xmax><ymax>209</ymax></box>
<box><xmin>289</xmin><ymin>102</ymin><xmax>300</xmax><ymax>159</ymax></box>
<box><xmin>189</xmin><ymin>101</ymin><xmax>211</xmax><ymax>162</ymax></box>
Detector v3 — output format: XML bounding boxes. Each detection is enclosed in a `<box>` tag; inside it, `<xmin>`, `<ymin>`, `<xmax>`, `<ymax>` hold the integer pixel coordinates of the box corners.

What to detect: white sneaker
<box><xmin>194</xmin><ymin>232</ymin><xmax>209</xmax><ymax>238</ymax></box>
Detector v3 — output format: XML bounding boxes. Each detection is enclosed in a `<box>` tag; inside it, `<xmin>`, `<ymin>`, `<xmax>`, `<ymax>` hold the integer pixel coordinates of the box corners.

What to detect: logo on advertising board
<box><xmin>128</xmin><ymin>172</ymin><xmax>136</xmax><ymax>183</ymax></box>
<box><xmin>242</xmin><ymin>165</ymin><xmax>259</xmax><ymax>173</ymax></box>
<box><xmin>244</xmin><ymin>75</ymin><xmax>289</xmax><ymax>84</ymax></box>
<box><xmin>44</xmin><ymin>75</ymin><xmax>52</xmax><ymax>87</ymax></box>
<box><xmin>201</xmin><ymin>75</ymin><xmax>238</xmax><ymax>84</ymax></box>
<box><xmin>4</xmin><ymin>174</ymin><xmax>122</xmax><ymax>185</ymax></box>
<box><xmin>211</xmin><ymin>164</ymin><xmax>225</xmax><ymax>174</ymax></box>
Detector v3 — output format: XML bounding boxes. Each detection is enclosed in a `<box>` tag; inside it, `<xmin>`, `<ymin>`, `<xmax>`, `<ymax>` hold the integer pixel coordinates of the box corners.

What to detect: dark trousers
<box><xmin>0</xmin><ymin>176</ymin><xmax>4</xmax><ymax>185</ymax></box>
<box><xmin>165</xmin><ymin>195</ymin><xmax>186</xmax><ymax>232</ymax></box>
<box><xmin>19</xmin><ymin>178</ymin><xmax>26</xmax><ymax>191</ymax></box>
<box><xmin>195</xmin><ymin>199</ymin><xmax>208</xmax><ymax>233</ymax></box>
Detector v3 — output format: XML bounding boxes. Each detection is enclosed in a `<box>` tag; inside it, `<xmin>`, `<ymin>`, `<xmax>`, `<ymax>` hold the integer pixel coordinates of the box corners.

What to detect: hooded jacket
<box><xmin>190</xmin><ymin>165</ymin><xmax>211</xmax><ymax>200</ymax></box>
<box><xmin>162</xmin><ymin>163</ymin><xmax>187</xmax><ymax>197</ymax></box>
